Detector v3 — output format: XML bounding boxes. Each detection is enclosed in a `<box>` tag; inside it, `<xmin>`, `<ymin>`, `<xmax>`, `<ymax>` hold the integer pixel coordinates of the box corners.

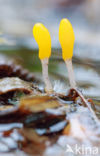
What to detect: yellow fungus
<box><xmin>33</xmin><ymin>23</ymin><xmax>53</xmax><ymax>93</ymax></box>
<box><xmin>59</xmin><ymin>18</ymin><xmax>76</xmax><ymax>88</ymax></box>
<box><xmin>33</xmin><ymin>23</ymin><xmax>51</xmax><ymax>60</ymax></box>
<box><xmin>59</xmin><ymin>18</ymin><xmax>75</xmax><ymax>60</ymax></box>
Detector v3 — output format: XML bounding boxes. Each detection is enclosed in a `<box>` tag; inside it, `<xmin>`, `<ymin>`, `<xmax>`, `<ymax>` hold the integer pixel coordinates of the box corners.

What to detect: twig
<box><xmin>73</xmin><ymin>88</ymin><xmax>100</xmax><ymax>125</ymax></box>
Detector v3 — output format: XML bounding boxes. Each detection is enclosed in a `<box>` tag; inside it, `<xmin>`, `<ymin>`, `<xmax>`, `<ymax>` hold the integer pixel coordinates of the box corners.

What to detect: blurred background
<box><xmin>0</xmin><ymin>0</ymin><xmax>100</xmax><ymax>99</ymax></box>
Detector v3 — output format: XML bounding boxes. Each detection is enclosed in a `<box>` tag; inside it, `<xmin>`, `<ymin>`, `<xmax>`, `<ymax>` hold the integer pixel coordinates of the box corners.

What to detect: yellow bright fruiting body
<box><xmin>59</xmin><ymin>18</ymin><xmax>75</xmax><ymax>60</ymax></box>
<box><xmin>33</xmin><ymin>23</ymin><xmax>51</xmax><ymax>60</ymax></box>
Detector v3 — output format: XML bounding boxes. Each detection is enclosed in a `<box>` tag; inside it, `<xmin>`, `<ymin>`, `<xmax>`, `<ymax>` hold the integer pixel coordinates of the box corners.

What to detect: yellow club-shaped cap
<box><xmin>59</xmin><ymin>18</ymin><xmax>75</xmax><ymax>60</ymax></box>
<box><xmin>33</xmin><ymin>23</ymin><xmax>51</xmax><ymax>60</ymax></box>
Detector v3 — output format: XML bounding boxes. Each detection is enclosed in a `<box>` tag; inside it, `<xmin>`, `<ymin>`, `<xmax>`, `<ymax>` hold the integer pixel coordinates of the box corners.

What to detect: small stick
<box><xmin>73</xmin><ymin>88</ymin><xmax>100</xmax><ymax>125</ymax></box>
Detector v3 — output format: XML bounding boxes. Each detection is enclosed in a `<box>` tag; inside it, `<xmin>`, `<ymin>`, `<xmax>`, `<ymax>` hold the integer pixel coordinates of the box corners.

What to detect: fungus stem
<box><xmin>65</xmin><ymin>59</ymin><xmax>76</xmax><ymax>88</ymax></box>
<box><xmin>41</xmin><ymin>58</ymin><xmax>52</xmax><ymax>93</ymax></box>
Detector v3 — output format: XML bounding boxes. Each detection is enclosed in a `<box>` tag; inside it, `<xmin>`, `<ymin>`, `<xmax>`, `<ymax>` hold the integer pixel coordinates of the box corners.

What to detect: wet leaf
<box><xmin>0</xmin><ymin>77</ymin><xmax>33</xmax><ymax>95</ymax></box>
<box><xmin>0</xmin><ymin>105</ymin><xmax>14</xmax><ymax>111</ymax></box>
<box><xmin>20</xmin><ymin>95</ymin><xmax>61</xmax><ymax>113</ymax></box>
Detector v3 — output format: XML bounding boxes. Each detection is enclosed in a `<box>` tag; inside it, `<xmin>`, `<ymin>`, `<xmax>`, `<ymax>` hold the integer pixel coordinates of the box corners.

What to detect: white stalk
<box><xmin>41</xmin><ymin>58</ymin><xmax>53</xmax><ymax>93</ymax></box>
<box><xmin>65</xmin><ymin>59</ymin><xmax>76</xmax><ymax>88</ymax></box>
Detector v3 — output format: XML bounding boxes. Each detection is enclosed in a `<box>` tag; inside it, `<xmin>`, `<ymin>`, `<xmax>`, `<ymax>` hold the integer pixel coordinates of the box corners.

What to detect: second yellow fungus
<box><xmin>59</xmin><ymin>18</ymin><xmax>75</xmax><ymax>60</ymax></box>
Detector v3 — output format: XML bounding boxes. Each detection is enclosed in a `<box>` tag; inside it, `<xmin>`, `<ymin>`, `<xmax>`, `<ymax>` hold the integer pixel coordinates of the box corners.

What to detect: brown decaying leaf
<box><xmin>19</xmin><ymin>94</ymin><xmax>61</xmax><ymax>113</ymax></box>
<box><xmin>0</xmin><ymin>54</ymin><xmax>36</xmax><ymax>82</ymax></box>
<box><xmin>0</xmin><ymin>77</ymin><xmax>33</xmax><ymax>95</ymax></box>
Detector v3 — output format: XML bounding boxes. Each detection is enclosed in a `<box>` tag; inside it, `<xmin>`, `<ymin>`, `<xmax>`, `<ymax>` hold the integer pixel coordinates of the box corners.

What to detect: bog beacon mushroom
<box><xmin>59</xmin><ymin>18</ymin><xmax>76</xmax><ymax>88</ymax></box>
<box><xmin>33</xmin><ymin>23</ymin><xmax>53</xmax><ymax>93</ymax></box>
